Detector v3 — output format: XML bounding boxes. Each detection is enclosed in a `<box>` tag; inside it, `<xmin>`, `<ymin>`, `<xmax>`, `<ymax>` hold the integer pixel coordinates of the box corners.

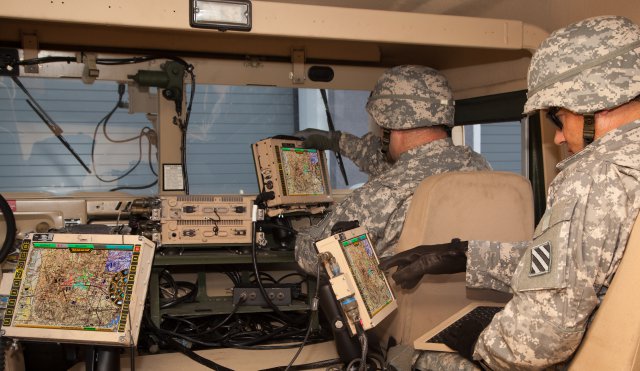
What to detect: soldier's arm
<box><xmin>338</xmin><ymin>132</ymin><xmax>390</xmax><ymax>176</ymax></box>
<box><xmin>294</xmin><ymin>195</ymin><xmax>366</xmax><ymax>275</ymax></box>
<box><xmin>465</xmin><ymin>240</ymin><xmax>530</xmax><ymax>293</ymax></box>
<box><xmin>294</xmin><ymin>228</ymin><xmax>321</xmax><ymax>276</ymax></box>
<box><xmin>474</xmin><ymin>168</ymin><xmax>630</xmax><ymax>369</ymax></box>
<box><xmin>375</xmin><ymin>198</ymin><xmax>410</xmax><ymax>258</ymax></box>
<box><xmin>294</xmin><ymin>181</ymin><xmax>404</xmax><ymax>275</ymax></box>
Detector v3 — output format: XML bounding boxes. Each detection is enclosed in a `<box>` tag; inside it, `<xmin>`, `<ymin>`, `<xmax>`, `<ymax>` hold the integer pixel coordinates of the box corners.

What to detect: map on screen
<box><xmin>314</xmin><ymin>226</ymin><xmax>397</xmax><ymax>333</ymax></box>
<box><xmin>340</xmin><ymin>233</ymin><xmax>394</xmax><ymax>318</ymax></box>
<box><xmin>252</xmin><ymin>137</ymin><xmax>332</xmax><ymax>213</ymax></box>
<box><xmin>3</xmin><ymin>233</ymin><xmax>154</xmax><ymax>346</ymax></box>
<box><xmin>279</xmin><ymin>147</ymin><xmax>326</xmax><ymax>196</ymax></box>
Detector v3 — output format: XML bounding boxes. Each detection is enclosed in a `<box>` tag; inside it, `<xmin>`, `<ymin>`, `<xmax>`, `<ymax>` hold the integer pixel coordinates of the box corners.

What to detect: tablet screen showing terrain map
<box><xmin>340</xmin><ymin>233</ymin><xmax>395</xmax><ymax>318</ymax></box>
<box><xmin>2</xmin><ymin>233</ymin><xmax>154</xmax><ymax>346</ymax></box>
<box><xmin>279</xmin><ymin>147</ymin><xmax>328</xmax><ymax>196</ymax></box>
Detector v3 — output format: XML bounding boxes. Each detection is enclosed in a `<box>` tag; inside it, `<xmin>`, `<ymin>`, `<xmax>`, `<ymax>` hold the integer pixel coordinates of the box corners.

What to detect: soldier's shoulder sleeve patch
<box><xmin>529</xmin><ymin>241</ymin><xmax>551</xmax><ymax>277</ymax></box>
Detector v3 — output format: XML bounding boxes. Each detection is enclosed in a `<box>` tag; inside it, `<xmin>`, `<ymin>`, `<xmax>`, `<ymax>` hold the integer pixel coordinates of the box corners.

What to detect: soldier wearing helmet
<box><xmin>381</xmin><ymin>16</ymin><xmax>640</xmax><ymax>370</ymax></box>
<box><xmin>293</xmin><ymin>65</ymin><xmax>490</xmax><ymax>275</ymax></box>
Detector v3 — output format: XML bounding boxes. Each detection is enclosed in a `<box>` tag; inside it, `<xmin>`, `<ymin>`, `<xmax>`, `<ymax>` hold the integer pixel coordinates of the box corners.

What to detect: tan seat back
<box><xmin>377</xmin><ymin>171</ymin><xmax>534</xmax><ymax>345</ymax></box>
<box><xmin>569</xmin><ymin>215</ymin><xmax>640</xmax><ymax>371</ymax></box>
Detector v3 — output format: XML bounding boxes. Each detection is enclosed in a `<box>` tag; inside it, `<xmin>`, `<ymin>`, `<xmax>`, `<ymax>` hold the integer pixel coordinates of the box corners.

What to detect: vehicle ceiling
<box><xmin>2</xmin><ymin>0</ymin><xmax>637</xmax><ymax>69</ymax></box>
<box><xmin>259</xmin><ymin>0</ymin><xmax>640</xmax><ymax>35</ymax></box>
<box><xmin>1</xmin><ymin>0</ymin><xmax>638</xmax><ymax>96</ymax></box>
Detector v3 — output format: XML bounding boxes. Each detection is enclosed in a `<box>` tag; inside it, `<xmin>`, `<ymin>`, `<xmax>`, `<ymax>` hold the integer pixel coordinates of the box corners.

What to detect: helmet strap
<box><xmin>583</xmin><ymin>114</ymin><xmax>595</xmax><ymax>145</ymax></box>
<box><xmin>380</xmin><ymin>128</ymin><xmax>391</xmax><ymax>155</ymax></box>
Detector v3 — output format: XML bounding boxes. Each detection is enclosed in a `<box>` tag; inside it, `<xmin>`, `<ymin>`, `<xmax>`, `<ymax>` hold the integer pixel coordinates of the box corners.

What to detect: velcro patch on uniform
<box><xmin>529</xmin><ymin>242</ymin><xmax>551</xmax><ymax>277</ymax></box>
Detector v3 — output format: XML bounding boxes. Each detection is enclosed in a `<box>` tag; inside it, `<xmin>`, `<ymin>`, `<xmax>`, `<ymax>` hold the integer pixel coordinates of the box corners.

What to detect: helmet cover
<box><xmin>366</xmin><ymin>65</ymin><xmax>455</xmax><ymax>129</ymax></box>
<box><xmin>524</xmin><ymin>15</ymin><xmax>640</xmax><ymax>114</ymax></box>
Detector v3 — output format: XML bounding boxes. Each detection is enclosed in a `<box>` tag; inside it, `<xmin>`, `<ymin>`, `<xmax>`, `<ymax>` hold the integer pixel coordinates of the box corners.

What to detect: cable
<box><xmin>149</xmin><ymin>311</ymin><xmax>331</xmax><ymax>355</ymax></box>
<box><xmin>12</xmin><ymin>55</ymin><xmax>190</xmax><ymax>191</ymax></box>
<box><xmin>277</xmin><ymin>272</ymin><xmax>306</xmax><ymax>284</ymax></box>
<box><xmin>163</xmin><ymin>296</ymin><xmax>245</xmax><ymax>337</ymax></box>
<box><xmin>0</xmin><ymin>193</ymin><xmax>16</xmax><ymax>263</ymax></box>
<box><xmin>14</xmin><ymin>54</ymin><xmax>189</xmax><ymax>68</ymax></box>
<box><xmin>164</xmin><ymin>336</ymin><xmax>233</xmax><ymax>371</ymax></box>
<box><xmin>249</xmin><ymin>271</ymin><xmax>277</xmax><ymax>284</ymax></box>
<box><xmin>151</xmin><ymin>297</ymin><xmax>262</xmax><ymax>349</ymax></box>
<box><xmin>284</xmin><ymin>257</ymin><xmax>322</xmax><ymax>371</ymax></box>
<box><xmin>158</xmin><ymin>270</ymin><xmax>198</xmax><ymax>309</ymax></box>
<box><xmin>251</xmin><ymin>216</ymin><xmax>305</xmax><ymax>326</ymax></box>
<box><xmin>356</xmin><ymin>321</ymin><xmax>368</xmax><ymax>371</ymax></box>
<box><xmin>224</xmin><ymin>271</ymin><xmax>241</xmax><ymax>286</ymax></box>
<box><xmin>366</xmin><ymin>352</ymin><xmax>388</xmax><ymax>371</ymax></box>
<box><xmin>91</xmin><ymin>83</ymin><xmax>158</xmax><ymax>187</ymax></box>
<box><xmin>228</xmin><ymin>323</ymin><xmax>292</xmax><ymax>347</ymax></box>
<box><xmin>109</xmin><ymin>180</ymin><xmax>158</xmax><ymax>192</ymax></box>
<box><xmin>143</xmin><ymin>312</ymin><xmax>232</xmax><ymax>370</ymax></box>
<box><xmin>15</xmin><ymin>56</ymin><xmax>76</xmax><ymax>65</ymax></box>
<box><xmin>146</xmin><ymin>129</ymin><xmax>158</xmax><ymax>176</ymax></box>
<box><xmin>257</xmin><ymin>221</ymin><xmax>299</xmax><ymax>235</ymax></box>
<box><xmin>0</xmin><ymin>337</ymin><xmax>6</xmax><ymax>371</ymax></box>
<box><xmin>258</xmin><ymin>358</ymin><xmax>343</xmax><ymax>371</ymax></box>
<box><xmin>97</xmin><ymin>55</ymin><xmax>190</xmax><ymax>68</ymax></box>
<box><xmin>126</xmin><ymin>306</ymin><xmax>136</xmax><ymax>371</ymax></box>
<box><xmin>99</xmin><ymin>84</ymin><xmax>136</xmax><ymax>144</ymax></box>
<box><xmin>130</xmin><ymin>342</ymin><xmax>135</xmax><ymax>371</ymax></box>
<box><xmin>177</xmin><ymin>67</ymin><xmax>196</xmax><ymax>195</ymax></box>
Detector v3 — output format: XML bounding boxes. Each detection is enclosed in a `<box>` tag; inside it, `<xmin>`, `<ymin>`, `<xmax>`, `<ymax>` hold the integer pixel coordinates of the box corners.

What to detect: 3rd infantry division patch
<box><xmin>530</xmin><ymin>242</ymin><xmax>551</xmax><ymax>276</ymax></box>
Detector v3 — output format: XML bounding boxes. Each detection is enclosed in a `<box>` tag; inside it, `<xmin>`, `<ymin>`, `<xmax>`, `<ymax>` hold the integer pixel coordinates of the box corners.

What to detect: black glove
<box><xmin>378</xmin><ymin>239</ymin><xmax>468</xmax><ymax>289</ymax></box>
<box><xmin>330</xmin><ymin>220</ymin><xmax>360</xmax><ymax>235</ymax></box>
<box><xmin>441</xmin><ymin>316</ymin><xmax>488</xmax><ymax>363</ymax></box>
<box><xmin>294</xmin><ymin>128</ymin><xmax>341</xmax><ymax>152</ymax></box>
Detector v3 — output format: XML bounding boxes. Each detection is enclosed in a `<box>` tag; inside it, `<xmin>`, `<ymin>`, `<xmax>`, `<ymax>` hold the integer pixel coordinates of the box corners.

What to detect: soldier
<box><xmin>294</xmin><ymin>65</ymin><xmax>491</xmax><ymax>275</ymax></box>
<box><xmin>380</xmin><ymin>16</ymin><xmax>640</xmax><ymax>370</ymax></box>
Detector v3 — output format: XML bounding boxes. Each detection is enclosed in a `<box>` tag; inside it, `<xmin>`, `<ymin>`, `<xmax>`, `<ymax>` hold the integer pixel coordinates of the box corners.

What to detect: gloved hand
<box><xmin>441</xmin><ymin>316</ymin><xmax>489</xmax><ymax>363</ymax></box>
<box><xmin>294</xmin><ymin>128</ymin><xmax>341</xmax><ymax>152</ymax></box>
<box><xmin>330</xmin><ymin>220</ymin><xmax>360</xmax><ymax>235</ymax></box>
<box><xmin>378</xmin><ymin>239</ymin><xmax>468</xmax><ymax>289</ymax></box>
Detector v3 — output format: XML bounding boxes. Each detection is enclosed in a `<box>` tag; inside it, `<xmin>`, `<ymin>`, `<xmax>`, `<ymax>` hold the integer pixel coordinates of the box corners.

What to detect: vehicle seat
<box><xmin>376</xmin><ymin>171</ymin><xmax>534</xmax><ymax>346</ymax></box>
<box><xmin>568</xmin><ymin>214</ymin><xmax>640</xmax><ymax>371</ymax></box>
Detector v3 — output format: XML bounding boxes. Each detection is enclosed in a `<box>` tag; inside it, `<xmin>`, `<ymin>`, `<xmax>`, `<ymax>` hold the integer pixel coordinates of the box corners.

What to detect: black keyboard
<box><xmin>427</xmin><ymin>306</ymin><xmax>503</xmax><ymax>343</ymax></box>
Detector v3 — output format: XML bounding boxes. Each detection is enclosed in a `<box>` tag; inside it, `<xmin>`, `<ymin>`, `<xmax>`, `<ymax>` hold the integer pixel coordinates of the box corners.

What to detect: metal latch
<box><xmin>79</xmin><ymin>52</ymin><xmax>99</xmax><ymax>84</ymax></box>
<box><xmin>290</xmin><ymin>48</ymin><xmax>305</xmax><ymax>84</ymax></box>
<box><xmin>21</xmin><ymin>34</ymin><xmax>39</xmax><ymax>74</ymax></box>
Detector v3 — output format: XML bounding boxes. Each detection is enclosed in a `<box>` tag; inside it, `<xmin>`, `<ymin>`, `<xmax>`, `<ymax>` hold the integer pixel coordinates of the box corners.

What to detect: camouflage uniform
<box><xmin>295</xmin><ymin>65</ymin><xmax>491</xmax><ymax>274</ymax></box>
<box><xmin>415</xmin><ymin>119</ymin><xmax>640</xmax><ymax>370</ymax></box>
<box><xmin>415</xmin><ymin>16</ymin><xmax>640</xmax><ymax>371</ymax></box>
<box><xmin>296</xmin><ymin>134</ymin><xmax>491</xmax><ymax>274</ymax></box>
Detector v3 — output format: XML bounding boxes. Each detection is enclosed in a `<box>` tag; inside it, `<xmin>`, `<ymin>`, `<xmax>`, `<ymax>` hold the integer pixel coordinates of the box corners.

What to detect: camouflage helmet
<box><xmin>366</xmin><ymin>65</ymin><xmax>455</xmax><ymax>129</ymax></box>
<box><xmin>524</xmin><ymin>15</ymin><xmax>640</xmax><ymax>115</ymax></box>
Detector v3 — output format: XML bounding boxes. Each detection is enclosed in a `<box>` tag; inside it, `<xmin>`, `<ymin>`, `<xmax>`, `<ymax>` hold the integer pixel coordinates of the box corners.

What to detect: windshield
<box><xmin>0</xmin><ymin>76</ymin><xmax>370</xmax><ymax>195</ymax></box>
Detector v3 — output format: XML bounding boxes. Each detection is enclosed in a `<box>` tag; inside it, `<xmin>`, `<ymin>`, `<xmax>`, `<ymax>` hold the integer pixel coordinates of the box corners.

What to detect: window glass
<box><xmin>187</xmin><ymin>86</ymin><xmax>370</xmax><ymax>194</ymax></box>
<box><xmin>0</xmin><ymin>78</ymin><xmax>372</xmax><ymax>196</ymax></box>
<box><xmin>463</xmin><ymin>121</ymin><xmax>524</xmax><ymax>174</ymax></box>
<box><xmin>0</xmin><ymin>76</ymin><xmax>157</xmax><ymax>195</ymax></box>
<box><xmin>298</xmin><ymin>89</ymin><xmax>370</xmax><ymax>189</ymax></box>
<box><xmin>186</xmin><ymin>84</ymin><xmax>297</xmax><ymax>194</ymax></box>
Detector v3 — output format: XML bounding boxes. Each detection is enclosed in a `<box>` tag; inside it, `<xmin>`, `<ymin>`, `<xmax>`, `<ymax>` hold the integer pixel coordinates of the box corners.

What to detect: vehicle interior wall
<box><xmin>260</xmin><ymin>0</ymin><xmax>640</xmax><ymax>35</ymax></box>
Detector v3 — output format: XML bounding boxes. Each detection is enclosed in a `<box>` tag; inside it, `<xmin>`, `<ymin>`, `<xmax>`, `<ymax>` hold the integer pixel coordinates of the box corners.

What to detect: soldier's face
<box><xmin>553</xmin><ymin>109</ymin><xmax>585</xmax><ymax>155</ymax></box>
<box><xmin>388</xmin><ymin>130</ymin><xmax>402</xmax><ymax>162</ymax></box>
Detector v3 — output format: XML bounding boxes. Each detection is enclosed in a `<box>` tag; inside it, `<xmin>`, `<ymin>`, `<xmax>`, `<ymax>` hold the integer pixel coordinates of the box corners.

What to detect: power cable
<box><xmin>284</xmin><ymin>258</ymin><xmax>322</xmax><ymax>370</ymax></box>
<box><xmin>0</xmin><ymin>193</ymin><xmax>16</xmax><ymax>263</ymax></box>
<box><xmin>90</xmin><ymin>83</ymin><xmax>158</xmax><ymax>186</ymax></box>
